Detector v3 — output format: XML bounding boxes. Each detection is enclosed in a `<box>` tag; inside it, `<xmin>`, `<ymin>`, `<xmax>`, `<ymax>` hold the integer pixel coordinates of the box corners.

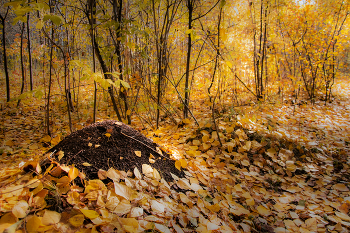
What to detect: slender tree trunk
<box><xmin>0</xmin><ymin>8</ymin><xmax>10</xmax><ymax>102</ymax></box>
<box><xmin>27</xmin><ymin>5</ymin><xmax>33</xmax><ymax>91</ymax></box>
<box><xmin>113</xmin><ymin>0</ymin><xmax>131</xmax><ymax>124</ymax></box>
<box><xmin>208</xmin><ymin>7</ymin><xmax>222</xmax><ymax>100</ymax></box>
<box><xmin>17</xmin><ymin>23</ymin><xmax>26</xmax><ymax>107</ymax></box>
<box><xmin>184</xmin><ymin>0</ymin><xmax>193</xmax><ymax>119</ymax></box>
<box><xmin>87</xmin><ymin>0</ymin><xmax>122</xmax><ymax>121</ymax></box>
<box><xmin>46</xmin><ymin>0</ymin><xmax>55</xmax><ymax>135</ymax></box>
<box><xmin>90</xmin><ymin>0</ymin><xmax>97</xmax><ymax>123</ymax></box>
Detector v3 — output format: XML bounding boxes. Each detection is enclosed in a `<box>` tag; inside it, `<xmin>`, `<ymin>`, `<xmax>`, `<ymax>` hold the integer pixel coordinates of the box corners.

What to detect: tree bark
<box><xmin>183</xmin><ymin>0</ymin><xmax>193</xmax><ymax>119</ymax></box>
<box><xmin>27</xmin><ymin>2</ymin><xmax>34</xmax><ymax>91</ymax></box>
<box><xmin>17</xmin><ymin>23</ymin><xmax>26</xmax><ymax>107</ymax></box>
<box><xmin>0</xmin><ymin>8</ymin><xmax>10</xmax><ymax>102</ymax></box>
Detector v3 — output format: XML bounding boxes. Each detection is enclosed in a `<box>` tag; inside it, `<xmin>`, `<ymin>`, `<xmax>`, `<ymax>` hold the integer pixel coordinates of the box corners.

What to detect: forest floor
<box><xmin>0</xmin><ymin>78</ymin><xmax>350</xmax><ymax>232</ymax></box>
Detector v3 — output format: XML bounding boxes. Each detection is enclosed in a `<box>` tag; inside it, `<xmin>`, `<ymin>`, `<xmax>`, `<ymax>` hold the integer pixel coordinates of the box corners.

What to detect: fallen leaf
<box><xmin>68</xmin><ymin>167</ymin><xmax>79</xmax><ymax>181</ymax></box>
<box><xmin>151</xmin><ymin>200</ymin><xmax>165</xmax><ymax>213</ymax></box>
<box><xmin>114</xmin><ymin>182</ymin><xmax>132</xmax><ymax>200</ymax></box>
<box><xmin>134</xmin><ymin>151</ymin><xmax>142</xmax><ymax>157</ymax></box>
<box><xmin>69</xmin><ymin>214</ymin><xmax>85</xmax><ymax>227</ymax></box>
<box><xmin>26</xmin><ymin>215</ymin><xmax>41</xmax><ymax>232</ymax></box>
<box><xmin>333</xmin><ymin>183</ymin><xmax>349</xmax><ymax>192</ymax></box>
<box><xmin>257</xmin><ymin>205</ymin><xmax>271</xmax><ymax>216</ymax></box>
<box><xmin>41</xmin><ymin>210</ymin><xmax>61</xmax><ymax>225</ymax></box>
<box><xmin>80</xmin><ymin>209</ymin><xmax>100</xmax><ymax>219</ymax></box>
<box><xmin>12</xmin><ymin>200</ymin><xmax>29</xmax><ymax>218</ymax></box>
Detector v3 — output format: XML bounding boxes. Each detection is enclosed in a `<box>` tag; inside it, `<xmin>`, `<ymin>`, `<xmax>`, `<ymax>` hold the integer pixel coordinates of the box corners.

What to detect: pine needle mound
<box><xmin>47</xmin><ymin>120</ymin><xmax>184</xmax><ymax>182</ymax></box>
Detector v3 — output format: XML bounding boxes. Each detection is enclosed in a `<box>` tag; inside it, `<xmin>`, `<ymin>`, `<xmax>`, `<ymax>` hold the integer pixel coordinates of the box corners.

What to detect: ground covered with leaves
<box><xmin>1</xmin><ymin>80</ymin><xmax>350</xmax><ymax>233</ymax></box>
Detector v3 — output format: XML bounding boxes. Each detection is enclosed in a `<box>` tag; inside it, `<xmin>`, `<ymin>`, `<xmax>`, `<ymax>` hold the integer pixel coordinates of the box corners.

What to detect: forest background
<box><xmin>1</xmin><ymin>0</ymin><xmax>350</xmax><ymax>232</ymax></box>
<box><xmin>1</xmin><ymin>0</ymin><xmax>349</xmax><ymax>137</ymax></box>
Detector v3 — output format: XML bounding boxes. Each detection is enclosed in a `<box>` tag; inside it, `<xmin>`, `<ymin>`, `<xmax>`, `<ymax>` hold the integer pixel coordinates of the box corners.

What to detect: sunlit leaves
<box><xmin>69</xmin><ymin>214</ymin><xmax>85</xmax><ymax>227</ymax></box>
<box><xmin>43</xmin><ymin>14</ymin><xmax>62</xmax><ymax>26</ymax></box>
<box><xmin>41</xmin><ymin>210</ymin><xmax>61</xmax><ymax>225</ymax></box>
<box><xmin>80</xmin><ymin>209</ymin><xmax>99</xmax><ymax>219</ymax></box>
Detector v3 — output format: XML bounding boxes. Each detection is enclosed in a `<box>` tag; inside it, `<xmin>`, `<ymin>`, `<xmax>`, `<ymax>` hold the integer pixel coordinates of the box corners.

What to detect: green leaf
<box><xmin>185</xmin><ymin>29</ymin><xmax>193</xmax><ymax>35</ymax></box>
<box><xmin>12</xmin><ymin>16</ymin><xmax>27</xmax><ymax>25</ymax></box>
<box><xmin>4</xmin><ymin>1</ymin><xmax>22</xmax><ymax>8</ymax></box>
<box><xmin>34</xmin><ymin>2</ymin><xmax>50</xmax><ymax>11</ymax></box>
<box><xmin>120</xmin><ymin>80</ymin><xmax>130</xmax><ymax>89</ymax></box>
<box><xmin>43</xmin><ymin>14</ymin><xmax>62</xmax><ymax>26</ymax></box>
<box><xmin>35</xmin><ymin>89</ymin><xmax>44</xmax><ymax>99</ymax></box>
<box><xmin>105</xmin><ymin>72</ymin><xmax>120</xmax><ymax>79</ymax></box>
<box><xmin>94</xmin><ymin>73</ymin><xmax>110</xmax><ymax>89</ymax></box>
<box><xmin>36</xmin><ymin>20</ymin><xmax>44</xmax><ymax>30</ymax></box>
<box><xmin>14</xmin><ymin>7</ymin><xmax>32</xmax><ymax>17</ymax></box>
<box><xmin>18</xmin><ymin>92</ymin><xmax>30</xmax><ymax>100</ymax></box>
<box><xmin>220</xmin><ymin>0</ymin><xmax>226</xmax><ymax>8</ymax></box>
<box><xmin>106</xmin><ymin>79</ymin><xmax>115</xmax><ymax>87</ymax></box>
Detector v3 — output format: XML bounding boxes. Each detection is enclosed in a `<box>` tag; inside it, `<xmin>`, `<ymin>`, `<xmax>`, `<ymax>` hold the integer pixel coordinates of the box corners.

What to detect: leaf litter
<box><xmin>1</xmin><ymin>80</ymin><xmax>350</xmax><ymax>232</ymax></box>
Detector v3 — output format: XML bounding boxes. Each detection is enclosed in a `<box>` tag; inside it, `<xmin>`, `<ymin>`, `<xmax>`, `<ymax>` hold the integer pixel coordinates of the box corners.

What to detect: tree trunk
<box><xmin>183</xmin><ymin>0</ymin><xmax>193</xmax><ymax>119</ymax></box>
<box><xmin>0</xmin><ymin>8</ymin><xmax>10</xmax><ymax>102</ymax></box>
<box><xmin>113</xmin><ymin>0</ymin><xmax>131</xmax><ymax>124</ymax></box>
<box><xmin>27</xmin><ymin>5</ymin><xmax>34</xmax><ymax>91</ymax></box>
<box><xmin>17</xmin><ymin>23</ymin><xmax>26</xmax><ymax>107</ymax></box>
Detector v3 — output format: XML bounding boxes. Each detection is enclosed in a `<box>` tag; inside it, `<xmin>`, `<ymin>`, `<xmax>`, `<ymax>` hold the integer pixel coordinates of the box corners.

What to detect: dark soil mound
<box><xmin>47</xmin><ymin>120</ymin><xmax>184</xmax><ymax>182</ymax></box>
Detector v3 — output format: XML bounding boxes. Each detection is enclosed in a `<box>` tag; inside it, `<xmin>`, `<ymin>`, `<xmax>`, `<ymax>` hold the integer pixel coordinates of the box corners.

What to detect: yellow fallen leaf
<box><xmin>5</xmin><ymin>140</ymin><xmax>14</xmax><ymax>146</ymax></box>
<box><xmin>58</xmin><ymin>151</ymin><xmax>64</xmax><ymax>161</ymax></box>
<box><xmin>266</xmin><ymin>148</ymin><xmax>276</xmax><ymax>158</ymax></box>
<box><xmin>2</xmin><ymin>219</ymin><xmax>22</xmax><ymax>233</ymax></box>
<box><xmin>202</xmin><ymin>135</ymin><xmax>209</xmax><ymax>143</ymax></box>
<box><xmin>335</xmin><ymin>211</ymin><xmax>350</xmax><ymax>221</ymax></box>
<box><xmin>241</xmin><ymin>160</ymin><xmax>250</xmax><ymax>166</ymax></box>
<box><xmin>180</xmin><ymin>159</ymin><xmax>187</xmax><ymax>168</ymax></box>
<box><xmin>0</xmin><ymin>213</ymin><xmax>17</xmax><ymax>233</ymax></box>
<box><xmin>88</xmin><ymin>142</ymin><xmax>92</xmax><ymax>147</ymax></box>
<box><xmin>257</xmin><ymin>205</ymin><xmax>271</xmax><ymax>216</ymax></box>
<box><xmin>134</xmin><ymin>167</ymin><xmax>142</xmax><ymax>179</ymax></box>
<box><xmin>142</xmin><ymin>164</ymin><xmax>153</xmax><ymax>177</ymax></box>
<box><xmin>26</xmin><ymin>215</ymin><xmax>41</xmax><ymax>232</ymax></box>
<box><xmin>114</xmin><ymin>182</ymin><xmax>132</xmax><ymax>200</ymax></box>
<box><xmin>193</xmin><ymin>140</ymin><xmax>201</xmax><ymax>146</ymax></box>
<box><xmin>153</xmin><ymin>169</ymin><xmax>161</xmax><ymax>180</ymax></box>
<box><xmin>41</xmin><ymin>135</ymin><xmax>51</xmax><ymax>143</ymax></box>
<box><xmin>68</xmin><ymin>167</ymin><xmax>79</xmax><ymax>181</ymax></box>
<box><xmin>130</xmin><ymin>207</ymin><xmax>143</xmax><ymax>218</ymax></box>
<box><xmin>12</xmin><ymin>200</ymin><xmax>29</xmax><ymax>218</ymax></box>
<box><xmin>150</xmin><ymin>200</ymin><xmax>165</xmax><ymax>213</ymax></box>
<box><xmin>29</xmin><ymin>144</ymin><xmax>39</xmax><ymax>150</ymax></box>
<box><xmin>246</xmin><ymin>198</ymin><xmax>255</xmax><ymax>206</ymax></box>
<box><xmin>134</xmin><ymin>151</ymin><xmax>142</xmax><ymax>157</ymax></box>
<box><xmin>207</xmin><ymin>203</ymin><xmax>221</xmax><ymax>212</ymax></box>
<box><xmin>175</xmin><ymin>160</ymin><xmax>181</xmax><ymax>170</ymax></box>
<box><xmin>305</xmin><ymin>217</ymin><xmax>317</xmax><ymax>231</ymax></box>
<box><xmin>82</xmin><ymin>163</ymin><xmax>92</xmax><ymax>166</ymax></box>
<box><xmin>226</xmin><ymin>127</ymin><xmax>234</xmax><ymax>134</ymax></box>
<box><xmin>202</xmin><ymin>143</ymin><xmax>211</xmax><ymax>151</ymax></box>
<box><xmin>69</xmin><ymin>214</ymin><xmax>85</xmax><ymax>227</ymax></box>
<box><xmin>80</xmin><ymin>209</ymin><xmax>99</xmax><ymax>219</ymax></box>
<box><xmin>149</xmin><ymin>158</ymin><xmax>156</xmax><ymax>163</ymax></box>
<box><xmin>41</xmin><ymin>210</ymin><xmax>61</xmax><ymax>225</ymax></box>
<box><xmin>333</xmin><ymin>183</ymin><xmax>349</xmax><ymax>192</ymax></box>
<box><xmin>107</xmin><ymin>168</ymin><xmax>120</xmax><ymax>181</ymax></box>
<box><xmin>119</xmin><ymin>218</ymin><xmax>139</xmax><ymax>233</ymax></box>
<box><xmin>105</xmin><ymin>196</ymin><xmax>120</xmax><ymax>212</ymax></box>
<box><xmin>105</xmin><ymin>133</ymin><xmax>111</xmax><ymax>138</ymax></box>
